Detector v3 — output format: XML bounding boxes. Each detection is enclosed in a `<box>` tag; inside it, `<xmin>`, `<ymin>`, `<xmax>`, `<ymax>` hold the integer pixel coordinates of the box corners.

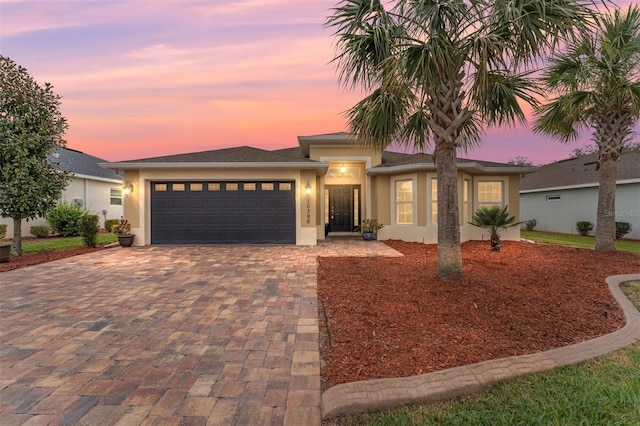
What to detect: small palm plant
<box><xmin>469</xmin><ymin>205</ymin><xmax>522</xmax><ymax>252</ymax></box>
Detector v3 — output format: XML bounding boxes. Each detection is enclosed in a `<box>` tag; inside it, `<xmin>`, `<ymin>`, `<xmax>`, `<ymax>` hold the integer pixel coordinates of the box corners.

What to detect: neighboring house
<box><xmin>101</xmin><ymin>132</ymin><xmax>533</xmax><ymax>246</ymax></box>
<box><xmin>1</xmin><ymin>147</ymin><xmax>124</xmax><ymax>237</ymax></box>
<box><xmin>520</xmin><ymin>151</ymin><xmax>640</xmax><ymax>239</ymax></box>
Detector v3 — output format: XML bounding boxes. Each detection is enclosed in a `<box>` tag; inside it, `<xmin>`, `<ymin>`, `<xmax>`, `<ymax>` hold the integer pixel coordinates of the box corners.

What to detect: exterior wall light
<box><xmin>123</xmin><ymin>181</ymin><xmax>134</xmax><ymax>195</ymax></box>
<box><xmin>305</xmin><ymin>181</ymin><xmax>312</xmax><ymax>195</ymax></box>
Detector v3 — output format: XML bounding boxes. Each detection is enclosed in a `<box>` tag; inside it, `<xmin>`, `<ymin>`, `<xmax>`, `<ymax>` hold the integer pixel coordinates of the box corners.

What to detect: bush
<box><xmin>46</xmin><ymin>202</ymin><xmax>85</xmax><ymax>237</ymax></box>
<box><xmin>79</xmin><ymin>214</ymin><xmax>100</xmax><ymax>247</ymax></box>
<box><xmin>615</xmin><ymin>222</ymin><xmax>632</xmax><ymax>240</ymax></box>
<box><xmin>0</xmin><ymin>224</ymin><xmax>6</xmax><ymax>240</ymax></box>
<box><xmin>524</xmin><ymin>218</ymin><xmax>538</xmax><ymax>232</ymax></box>
<box><xmin>104</xmin><ymin>218</ymin><xmax>119</xmax><ymax>232</ymax></box>
<box><xmin>576</xmin><ymin>221</ymin><xmax>594</xmax><ymax>236</ymax></box>
<box><xmin>30</xmin><ymin>226</ymin><xmax>50</xmax><ymax>238</ymax></box>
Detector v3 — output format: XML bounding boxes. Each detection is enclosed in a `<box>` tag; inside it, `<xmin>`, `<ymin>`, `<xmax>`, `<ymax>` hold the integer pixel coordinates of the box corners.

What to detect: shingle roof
<box><xmin>118</xmin><ymin>146</ymin><xmax>319</xmax><ymax>164</ymax></box>
<box><xmin>50</xmin><ymin>147</ymin><xmax>122</xmax><ymax>181</ymax></box>
<box><xmin>520</xmin><ymin>151</ymin><xmax>640</xmax><ymax>191</ymax></box>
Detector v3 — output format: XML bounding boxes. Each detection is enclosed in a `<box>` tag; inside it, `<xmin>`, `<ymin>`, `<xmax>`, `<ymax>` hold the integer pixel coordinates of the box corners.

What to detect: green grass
<box><xmin>520</xmin><ymin>230</ymin><xmax>640</xmax><ymax>254</ymax></box>
<box><xmin>326</xmin><ymin>281</ymin><xmax>640</xmax><ymax>426</ymax></box>
<box><xmin>19</xmin><ymin>233</ymin><xmax>118</xmax><ymax>254</ymax></box>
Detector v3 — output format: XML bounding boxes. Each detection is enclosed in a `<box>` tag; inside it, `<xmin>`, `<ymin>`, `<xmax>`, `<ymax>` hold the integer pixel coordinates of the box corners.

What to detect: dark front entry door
<box><xmin>328</xmin><ymin>185</ymin><xmax>358</xmax><ymax>232</ymax></box>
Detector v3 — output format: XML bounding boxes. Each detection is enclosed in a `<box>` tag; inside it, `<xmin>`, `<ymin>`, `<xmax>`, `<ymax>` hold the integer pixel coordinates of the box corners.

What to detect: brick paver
<box><xmin>0</xmin><ymin>238</ymin><xmax>401</xmax><ymax>425</ymax></box>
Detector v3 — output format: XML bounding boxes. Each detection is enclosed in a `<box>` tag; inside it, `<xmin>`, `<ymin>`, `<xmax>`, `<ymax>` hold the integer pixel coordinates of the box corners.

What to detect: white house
<box><xmin>1</xmin><ymin>147</ymin><xmax>124</xmax><ymax>237</ymax></box>
<box><xmin>520</xmin><ymin>151</ymin><xmax>640</xmax><ymax>240</ymax></box>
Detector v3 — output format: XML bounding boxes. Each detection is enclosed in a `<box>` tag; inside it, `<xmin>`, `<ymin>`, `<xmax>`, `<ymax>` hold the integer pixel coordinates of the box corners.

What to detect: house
<box><xmin>520</xmin><ymin>151</ymin><xmax>640</xmax><ymax>239</ymax></box>
<box><xmin>101</xmin><ymin>132</ymin><xmax>533</xmax><ymax>246</ymax></box>
<box><xmin>1</xmin><ymin>147</ymin><xmax>124</xmax><ymax>237</ymax></box>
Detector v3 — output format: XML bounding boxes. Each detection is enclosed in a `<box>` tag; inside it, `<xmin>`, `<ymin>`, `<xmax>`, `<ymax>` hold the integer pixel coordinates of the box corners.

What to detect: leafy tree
<box><xmin>534</xmin><ymin>5</ymin><xmax>640</xmax><ymax>252</ymax></box>
<box><xmin>469</xmin><ymin>205</ymin><xmax>521</xmax><ymax>252</ymax></box>
<box><xmin>0</xmin><ymin>56</ymin><xmax>71</xmax><ymax>255</ymax></box>
<box><xmin>507</xmin><ymin>156</ymin><xmax>534</xmax><ymax>166</ymax></box>
<box><xmin>326</xmin><ymin>0</ymin><xmax>594</xmax><ymax>278</ymax></box>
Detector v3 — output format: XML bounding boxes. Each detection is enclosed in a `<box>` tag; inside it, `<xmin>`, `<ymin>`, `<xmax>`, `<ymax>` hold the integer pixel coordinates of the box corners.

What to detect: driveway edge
<box><xmin>321</xmin><ymin>274</ymin><xmax>640</xmax><ymax>420</ymax></box>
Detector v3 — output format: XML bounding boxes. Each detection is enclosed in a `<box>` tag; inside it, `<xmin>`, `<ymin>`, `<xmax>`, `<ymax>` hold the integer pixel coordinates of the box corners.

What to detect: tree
<box><xmin>327</xmin><ymin>0</ymin><xmax>594</xmax><ymax>278</ymax></box>
<box><xmin>0</xmin><ymin>56</ymin><xmax>71</xmax><ymax>255</ymax></box>
<box><xmin>469</xmin><ymin>205</ymin><xmax>521</xmax><ymax>252</ymax></box>
<box><xmin>534</xmin><ymin>5</ymin><xmax>640</xmax><ymax>252</ymax></box>
<box><xmin>507</xmin><ymin>156</ymin><xmax>534</xmax><ymax>166</ymax></box>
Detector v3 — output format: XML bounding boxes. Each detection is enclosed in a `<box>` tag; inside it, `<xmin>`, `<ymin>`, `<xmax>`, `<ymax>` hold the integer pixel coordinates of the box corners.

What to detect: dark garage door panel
<box><xmin>151</xmin><ymin>181</ymin><xmax>296</xmax><ymax>244</ymax></box>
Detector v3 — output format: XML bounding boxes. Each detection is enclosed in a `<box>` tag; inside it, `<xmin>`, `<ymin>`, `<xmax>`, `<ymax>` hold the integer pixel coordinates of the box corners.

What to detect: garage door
<box><xmin>151</xmin><ymin>181</ymin><xmax>296</xmax><ymax>244</ymax></box>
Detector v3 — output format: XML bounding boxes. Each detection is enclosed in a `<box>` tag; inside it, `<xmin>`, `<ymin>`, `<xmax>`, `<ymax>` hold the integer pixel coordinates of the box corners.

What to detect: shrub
<box><xmin>0</xmin><ymin>224</ymin><xmax>6</xmax><ymax>240</ymax></box>
<box><xmin>524</xmin><ymin>218</ymin><xmax>538</xmax><ymax>232</ymax></box>
<box><xmin>615</xmin><ymin>222</ymin><xmax>632</xmax><ymax>240</ymax></box>
<box><xmin>104</xmin><ymin>218</ymin><xmax>119</xmax><ymax>232</ymax></box>
<box><xmin>46</xmin><ymin>202</ymin><xmax>85</xmax><ymax>236</ymax></box>
<box><xmin>30</xmin><ymin>226</ymin><xmax>50</xmax><ymax>238</ymax></box>
<box><xmin>79</xmin><ymin>214</ymin><xmax>100</xmax><ymax>247</ymax></box>
<box><xmin>576</xmin><ymin>221</ymin><xmax>594</xmax><ymax>236</ymax></box>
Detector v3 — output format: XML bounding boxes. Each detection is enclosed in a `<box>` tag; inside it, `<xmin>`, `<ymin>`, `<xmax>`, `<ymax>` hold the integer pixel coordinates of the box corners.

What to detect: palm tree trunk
<box><xmin>435</xmin><ymin>142</ymin><xmax>463</xmax><ymax>278</ymax></box>
<box><xmin>595</xmin><ymin>155</ymin><xmax>617</xmax><ymax>252</ymax></box>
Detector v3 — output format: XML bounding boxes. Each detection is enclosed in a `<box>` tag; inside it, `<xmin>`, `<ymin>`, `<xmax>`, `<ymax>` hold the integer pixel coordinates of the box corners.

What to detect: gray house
<box><xmin>1</xmin><ymin>147</ymin><xmax>124</xmax><ymax>237</ymax></box>
<box><xmin>520</xmin><ymin>151</ymin><xmax>640</xmax><ymax>239</ymax></box>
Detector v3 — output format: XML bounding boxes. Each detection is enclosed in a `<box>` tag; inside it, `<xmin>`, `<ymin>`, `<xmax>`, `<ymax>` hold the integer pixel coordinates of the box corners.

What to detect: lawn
<box><xmin>521</xmin><ymin>230</ymin><xmax>640</xmax><ymax>254</ymax></box>
<box><xmin>19</xmin><ymin>233</ymin><xmax>118</xmax><ymax>253</ymax></box>
<box><xmin>323</xmin><ymin>281</ymin><xmax>640</xmax><ymax>425</ymax></box>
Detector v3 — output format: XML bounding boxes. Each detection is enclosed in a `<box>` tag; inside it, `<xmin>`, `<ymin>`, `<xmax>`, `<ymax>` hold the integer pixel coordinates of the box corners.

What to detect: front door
<box><xmin>328</xmin><ymin>185</ymin><xmax>360</xmax><ymax>232</ymax></box>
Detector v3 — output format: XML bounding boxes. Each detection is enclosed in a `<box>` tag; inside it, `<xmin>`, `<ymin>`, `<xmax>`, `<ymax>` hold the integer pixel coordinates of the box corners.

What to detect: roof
<box><xmin>102</xmin><ymin>146</ymin><xmax>330</xmax><ymax>175</ymax></box>
<box><xmin>50</xmin><ymin>147</ymin><xmax>122</xmax><ymax>182</ymax></box>
<box><xmin>115</xmin><ymin>146</ymin><xmax>319</xmax><ymax>164</ymax></box>
<box><xmin>520</xmin><ymin>151</ymin><xmax>640</xmax><ymax>192</ymax></box>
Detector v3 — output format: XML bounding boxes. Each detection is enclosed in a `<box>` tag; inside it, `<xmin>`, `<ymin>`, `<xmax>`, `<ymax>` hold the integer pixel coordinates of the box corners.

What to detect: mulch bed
<box><xmin>317</xmin><ymin>240</ymin><xmax>639</xmax><ymax>389</ymax></box>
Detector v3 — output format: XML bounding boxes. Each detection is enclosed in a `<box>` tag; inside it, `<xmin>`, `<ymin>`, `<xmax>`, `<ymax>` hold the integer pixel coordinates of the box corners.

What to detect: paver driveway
<box><xmin>0</xmin><ymin>240</ymin><xmax>400</xmax><ymax>425</ymax></box>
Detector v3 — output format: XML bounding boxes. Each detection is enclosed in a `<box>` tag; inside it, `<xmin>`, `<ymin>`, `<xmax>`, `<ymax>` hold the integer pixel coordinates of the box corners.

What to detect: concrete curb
<box><xmin>321</xmin><ymin>274</ymin><xmax>640</xmax><ymax>420</ymax></box>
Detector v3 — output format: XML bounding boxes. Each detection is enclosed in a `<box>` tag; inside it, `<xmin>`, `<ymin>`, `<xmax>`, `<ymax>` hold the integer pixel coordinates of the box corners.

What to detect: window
<box><xmin>172</xmin><ymin>183</ymin><xmax>185</xmax><ymax>192</ymax></box>
<box><xmin>463</xmin><ymin>178</ymin><xmax>471</xmax><ymax>223</ymax></box>
<box><xmin>395</xmin><ymin>179</ymin><xmax>414</xmax><ymax>224</ymax></box>
<box><xmin>430</xmin><ymin>178</ymin><xmax>438</xmax><ymax>224</ymax></box>
<box><xmin>208</xmin><ymin>183</ymin><xmax>220</xmax><ymax>191</ymax></box>
<box><xmin>226</xmin><ymin>183</ymin><xmax>238</xmax><ymax>191</ymax></box>
<box><xmin>243</xmin><ymin>183</ymin><xmax>256</xmax><ymax>191</ymax></box>
<box><xmin>478</xmin><ymin>181</ymin><xmax>503</xmax><ymax>208</ymax></box>
<box><xmin>279</xmin><ymin>183</ymin><xmax>292</xmax><ymax>191</ymax></box>
<box><xmin>261</xmin><ymin>183</ymin><xmax>274</xmax><ymax>191</ymax></box>
<box><xmin>190</xmin><ymin>183</ymin><xmax>203</xmax><ymax>191</ymax></box>
<box><xmin>110</xmin><ymin>188</ymin><xmax>123</xmax><ymax>205</ymax></box>
<box><xmin>353</xmin><ymin>188</ymin><xmax>359</xmax><ymax>227</ymax></box>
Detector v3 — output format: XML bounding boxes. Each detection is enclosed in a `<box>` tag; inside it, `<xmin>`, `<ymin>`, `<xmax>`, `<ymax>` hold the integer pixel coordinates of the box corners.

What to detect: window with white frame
<box><xmin>395</xmin><ymin>179</ymin><xmax>414</xmax><ymax>224</ymax></box>
<box><xmin>430</xmin><ymin>178</ymin><xmax>438</xmax><ymax>224</ymax></box>
<box><xmin>110</xmin><ymin>188</ymin><xmax>123</xmax><ymax>205</ymax></box>
<box><xmin>477</xmin><ymin>181</ymin><xmax>503</xmax><ymax>208</ymax></box>
<box><xmin>463</xmin><ymin>178</ymin><xmax>471</xmax><ymax>223</ymax></box>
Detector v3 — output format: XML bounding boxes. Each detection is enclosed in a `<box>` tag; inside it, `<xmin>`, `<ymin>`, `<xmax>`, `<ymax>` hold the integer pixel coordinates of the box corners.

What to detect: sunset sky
<box><xmin>1</xmin><ymin>0</ymin><xmax>637</xmax><ymax>165</ymax></box>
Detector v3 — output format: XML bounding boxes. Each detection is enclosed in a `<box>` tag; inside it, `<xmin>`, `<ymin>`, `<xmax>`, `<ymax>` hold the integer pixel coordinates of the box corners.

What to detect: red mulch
<box><xmin>0</xmin><ymin>245</ymin><xmax>107</xmax><ymax>272</ymax></box>
<box><xmin>317</xmin><ymin>240</ymin><xmax>640</xmax><ymax>389</ymax></box>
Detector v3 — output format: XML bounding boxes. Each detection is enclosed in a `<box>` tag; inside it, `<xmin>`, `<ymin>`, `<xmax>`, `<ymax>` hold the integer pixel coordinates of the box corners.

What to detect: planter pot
<box><xmin>0</xmin><ymin>243</ymin><xmax>12</xmax><ymax>263</ymax></box>
<box><xmin>117</xmin><ymin>234</ymin><xmax>135</xmax><ymax>247</ymax></box>
<box><xmin>362</xmin><ymin>231</ymin><xmax>375</xmax><ymax>241</ymax></box>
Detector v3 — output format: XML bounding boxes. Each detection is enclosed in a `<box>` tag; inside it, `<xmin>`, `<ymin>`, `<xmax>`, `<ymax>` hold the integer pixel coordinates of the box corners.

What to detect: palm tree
<box><xmin>326</xmin><ymin>0</ymin><xmax>594</xmax><ymax>278</ymax></box>
<box><xmin>469</xmin><ymin>205</ymin><xmax>521</xmax><ymax>252</ymax></box>
<box><xmin>534</xmin><ymin>5</ymin><xmax>640</xmax><ymax>252</ymax></box>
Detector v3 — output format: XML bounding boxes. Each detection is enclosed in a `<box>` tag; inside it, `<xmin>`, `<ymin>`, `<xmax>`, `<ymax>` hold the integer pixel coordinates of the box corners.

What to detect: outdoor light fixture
<box><xmin>123</xmin><ymin>181</ymin><xmax>134</xmax><ymax>195</ymax></box>
<box><xmin>340</xmin><ymin>164</ymin><xmax>347</xmax><ymax>173</ymax></box>
<box><xmin>305</xmin><ymin>181</ymin><xmax>312</xmax><ymax>195</ymax></box>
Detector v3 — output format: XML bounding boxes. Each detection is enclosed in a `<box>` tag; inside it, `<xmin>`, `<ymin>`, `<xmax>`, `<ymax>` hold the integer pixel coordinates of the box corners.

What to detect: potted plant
<box><xmin>361</xmin><ymin>218</ymin><xmax>383</xmax><ymax>241</ymax></box>
<box><xmin>111</xmin><ymin>218</ymin><xmax>135</xmax><ymax>247</ymax></box>
<box><xmin>0</xmin><ymin>224</ymin><xmax>11</xmax><ymax>263</ymax></box>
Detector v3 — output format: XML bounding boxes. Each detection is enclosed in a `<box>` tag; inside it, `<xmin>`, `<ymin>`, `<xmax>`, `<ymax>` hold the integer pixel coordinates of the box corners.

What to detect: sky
<box><xmin>1</xmin><ymin>0</ymin><xmax>637</xmax><ymax>165</ymax></box>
